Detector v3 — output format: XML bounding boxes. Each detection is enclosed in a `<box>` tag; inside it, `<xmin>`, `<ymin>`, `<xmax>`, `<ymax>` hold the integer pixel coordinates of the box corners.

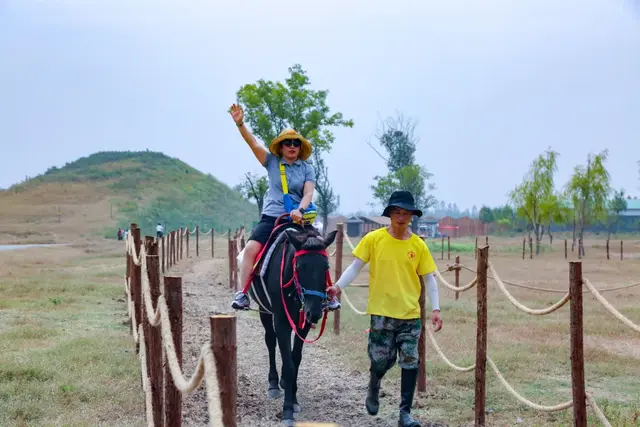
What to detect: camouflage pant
<box><xmin>368</xmin><ymin>315</ymin><xmax>421</xmax><ymax>374</ymax></box>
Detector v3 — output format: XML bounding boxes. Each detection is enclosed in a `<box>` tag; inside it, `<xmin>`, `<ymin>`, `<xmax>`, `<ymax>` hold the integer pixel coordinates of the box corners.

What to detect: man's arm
<box><xmin>330</xmin><ymin>258</ymin><xmax>366</xmax><ymax>292</ymax></box>
<box><xmin>421</xmin><ymin>272</ymin><xmax>440</xmax><ymax>311</ymax></box>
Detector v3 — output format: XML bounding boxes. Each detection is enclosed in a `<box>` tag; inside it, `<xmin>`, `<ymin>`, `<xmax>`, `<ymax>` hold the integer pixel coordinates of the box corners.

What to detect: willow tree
<box><xmin>509</xmin><ymin>148</ymin><xmax>560</xmax><ymax>255</ymax></box>
<box><xmin>566</xmin><ymin>150</ymin><xmax>611</xmax><ymax>256</ymax></box>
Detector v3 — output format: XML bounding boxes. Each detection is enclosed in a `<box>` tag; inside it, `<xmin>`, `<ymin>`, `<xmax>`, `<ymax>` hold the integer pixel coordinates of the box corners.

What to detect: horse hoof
<box><xmin>268</xmin><ymin>388</ymin><xmax>282</xmax><ymax>399</ymax></box>
<box><xmin>293</xmin><ymin>403</ymin><xmax>301</xmax><ymax>413</ymax></box>
<box><xmin>281</xmin><ymin>420</ymin><xmax>294</xmax><ymax>427</ymax></box>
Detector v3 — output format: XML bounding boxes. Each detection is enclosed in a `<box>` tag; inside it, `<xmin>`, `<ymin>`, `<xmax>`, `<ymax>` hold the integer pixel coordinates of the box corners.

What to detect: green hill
<box><xmin>0</xmin><ymin>151</ymin><xmax>259</xmax><ymax>243</ymax></box>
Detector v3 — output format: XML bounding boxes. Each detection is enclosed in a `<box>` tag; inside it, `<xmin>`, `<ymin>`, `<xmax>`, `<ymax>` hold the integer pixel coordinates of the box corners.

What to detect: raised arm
<box><xmin>229</xmin><ymin>104</ymin><xmax>268</xmax><ymax>166</ymax></box>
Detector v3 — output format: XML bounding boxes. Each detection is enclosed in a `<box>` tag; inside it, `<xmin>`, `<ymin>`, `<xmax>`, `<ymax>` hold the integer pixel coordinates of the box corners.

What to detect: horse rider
<box><xmin>228</xmin><ymin>103</ymin><xmax>341</xmax><ymax>312</ymax></box>
<box><xmin>327</xmin><ymin>190</ymin><xmax>443</xmax><ymax>427</ymax></box>
<box><xmin>156</xmin><ymin>222</ymin><xmax>164</xmax><ymax>239</ymax></box>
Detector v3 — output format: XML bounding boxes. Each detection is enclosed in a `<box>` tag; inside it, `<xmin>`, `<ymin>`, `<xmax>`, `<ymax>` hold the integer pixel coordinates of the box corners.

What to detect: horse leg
<box><xmin>259</xmin><ymin>312</ymin><xmax>281</xmax><ymax>399</ymax></box>
<box><xmin>275</xmin><ymin>321</ymin><xmax>296</xmax><ymax>426</ymax></box>
<box><xmin>290</xmin><ymin>324</ymin><xmax>311</xmax><ymax>414</ymax></box>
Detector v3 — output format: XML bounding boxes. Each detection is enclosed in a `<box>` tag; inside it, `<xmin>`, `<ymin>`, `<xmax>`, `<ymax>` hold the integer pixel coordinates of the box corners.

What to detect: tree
<box><xmin>235</xmin><ymin>64</ymin><xmax>354</xmax><ymax>155</ymax></box>
<box><xmin>478</xmin><ymin>206</ymin><xmax>494</xmax><ymax>234</ymax></box>
<box><xmin>565</xmin><ymin>150</ymin><xmax>611</xmax><ymax>256</ymax></box>
<box><xmin>237</xmin><ymin>173</ymin><xmax>268</xmax><ymax>217</ymax></box>
<box><xmin>471</xmin><ymin>205</ymin><xmax>478</xmax><ymax>218</ymax></box>
<box><xmin>311</xmin><ymin>150</ymin><xmax>338</xmax><ymax>236</ymax></box>
<box><xmin>509</xmin><ymin>148</ymin><xmax>560</xmax><ymax>255</ymax></box>
<box><xmin>607</xmin><ymin>189</ymin><xmax>627</xmax><ymax>239</ymax></box>
<box><xmin>369</xmin><ymin>113</ymin><xmax>436</xmax><ymax>230</ymax></box>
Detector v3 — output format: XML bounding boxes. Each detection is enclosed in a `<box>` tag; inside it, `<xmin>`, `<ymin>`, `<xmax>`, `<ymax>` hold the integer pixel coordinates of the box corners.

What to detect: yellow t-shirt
<box><xmin>353</xmin><ymin>227</ymin><xmax>437</xmax><ymax>320</ymax></box>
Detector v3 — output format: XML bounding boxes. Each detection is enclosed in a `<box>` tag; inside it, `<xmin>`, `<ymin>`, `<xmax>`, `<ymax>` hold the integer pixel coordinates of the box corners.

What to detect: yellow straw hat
<box><xmin>269</xmin><ymin>128</ymin><xmax>312</xmax><ymax>161</ymax></box>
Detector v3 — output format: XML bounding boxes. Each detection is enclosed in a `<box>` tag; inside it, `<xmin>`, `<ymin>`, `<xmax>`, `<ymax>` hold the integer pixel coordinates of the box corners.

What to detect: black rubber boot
<box><xmin>365</xmin><ymin>370</ymin><xmax>382</xmax><ymax>415</ymax></box>
<box><xmin>398</xmin><ymin>368</ymin><xmax>421</xmax><ymax>427</ymax></box>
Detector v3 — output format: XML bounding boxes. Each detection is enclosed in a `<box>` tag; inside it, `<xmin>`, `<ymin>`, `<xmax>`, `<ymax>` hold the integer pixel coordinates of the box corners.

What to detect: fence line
<box><xmin>124</xmin><ymin>223</ymin><xmax>237</xmax><ymax>427</ymax></box>
<box><xmin>328</xmin><ymin>222</ymin><xmax>640</xmax><ymax>426</ymax></box>
<box><xmin>126</xmin><ymin>221</ymin><xmax>635</xmax><ymax>426</ymax></box>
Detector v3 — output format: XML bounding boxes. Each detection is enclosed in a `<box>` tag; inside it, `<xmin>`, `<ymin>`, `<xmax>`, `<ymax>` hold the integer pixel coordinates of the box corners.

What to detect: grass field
<box><xmin>325</xmin><ymin>234</ymin><xmax>640</xmax><ymax>426</ymax></box>
<box><xmin>0</xmin><ymin>240</ymin><xmax>144</xmax><ymax>427</ymax></box>
<box><xmin>1</xmin><ymin>231</ymin><xmax>638</xmax><ymax>426</ymax></box>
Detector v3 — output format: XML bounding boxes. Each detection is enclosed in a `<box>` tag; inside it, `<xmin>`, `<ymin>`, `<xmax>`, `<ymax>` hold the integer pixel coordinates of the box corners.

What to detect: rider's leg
<box><xmin>231</xmin><ymin>215</ymin><xmax>276</xmax><ymax>310</ymax></box>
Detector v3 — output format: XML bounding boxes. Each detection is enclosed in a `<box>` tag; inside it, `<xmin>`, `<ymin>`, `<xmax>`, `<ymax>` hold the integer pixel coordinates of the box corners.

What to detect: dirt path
<box><xmin>169</xmin><ymin>257</ymin><xmax>444</xmax><ymax>427</ymax></box>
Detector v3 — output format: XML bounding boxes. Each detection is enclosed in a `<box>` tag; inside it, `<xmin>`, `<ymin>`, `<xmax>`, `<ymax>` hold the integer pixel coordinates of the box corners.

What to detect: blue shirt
<box><xmin>261</xmin><ymin>153</ymin><xmax>316</xmax><ymax>217</ymax></box>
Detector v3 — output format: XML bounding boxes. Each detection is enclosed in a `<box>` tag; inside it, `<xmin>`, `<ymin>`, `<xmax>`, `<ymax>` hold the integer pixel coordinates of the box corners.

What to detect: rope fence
<box><xmin>124</xmin><ymin>223</ymin><xmax>237</xmax><ymax>427</ymax></box>
<box><xmin>424</xmin><ymin>232</ymin><xmax>634</xmax><ymax>262</ymax></box>
<box><xmin>328</xmin><ymin>222</ymin><xmax>640</xmax><ymax>427</ymax></box>
<box><xmin>123</xmin><ymin>221</ymin><xmax>637</xmax><ymax>426</ymax></box>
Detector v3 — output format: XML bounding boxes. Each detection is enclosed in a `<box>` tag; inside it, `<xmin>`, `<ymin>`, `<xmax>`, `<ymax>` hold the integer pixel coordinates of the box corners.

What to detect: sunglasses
<box><xmin>282</xmin><ymin>139</ymin><xmax>301</xmax><ymax>148</ymax></box>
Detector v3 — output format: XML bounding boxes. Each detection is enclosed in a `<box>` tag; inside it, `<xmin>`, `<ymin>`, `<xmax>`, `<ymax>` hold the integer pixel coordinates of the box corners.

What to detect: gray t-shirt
<box><xmin>261</xmin><ymin>153</ymin><xmax>316</xmax><ymax>217</ymax></box>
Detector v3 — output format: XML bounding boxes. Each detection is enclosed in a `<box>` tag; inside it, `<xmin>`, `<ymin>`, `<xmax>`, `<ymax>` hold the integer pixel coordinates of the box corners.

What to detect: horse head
<box><xmin>284</xmin><ymin>228</ymin><xmax>338</xmax><ymax>325</ymax></box>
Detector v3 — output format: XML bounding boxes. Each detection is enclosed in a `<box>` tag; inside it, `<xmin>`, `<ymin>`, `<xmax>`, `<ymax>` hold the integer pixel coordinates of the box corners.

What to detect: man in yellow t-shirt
<box><xmin>328</xmin><ymin>191</ymin><xmax>443</xmax><ymax>427</ymax></box>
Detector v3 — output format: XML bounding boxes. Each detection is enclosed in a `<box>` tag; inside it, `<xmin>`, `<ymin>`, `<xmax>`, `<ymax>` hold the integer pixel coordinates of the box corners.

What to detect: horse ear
<box><xmin>323</xmin><ymin>230</ymin><xmax>338</xmax><ymax>248</ymax></box>
<box><xmin>285</xmin><ymin>229</ymin><xmax>305</xmax><ymax>250</ymax></box>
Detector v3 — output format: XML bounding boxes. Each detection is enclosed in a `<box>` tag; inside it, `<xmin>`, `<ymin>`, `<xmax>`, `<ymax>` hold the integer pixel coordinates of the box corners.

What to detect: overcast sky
<box><xmin>1</xmin><ymin>0</ymin><xmax>639</xmax><ymax>215</ymax></box>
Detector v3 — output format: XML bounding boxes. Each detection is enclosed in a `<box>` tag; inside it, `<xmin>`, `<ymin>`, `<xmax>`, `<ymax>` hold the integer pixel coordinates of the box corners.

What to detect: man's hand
<box><xmin>326</xmin><ymin>285</ymin><xmax>341</xmax><ymax>298</ymax></box>
<box><xmin>432</xmin><ymin>310</ymin><xmax>443</xmax><ymax>332</ymax></box>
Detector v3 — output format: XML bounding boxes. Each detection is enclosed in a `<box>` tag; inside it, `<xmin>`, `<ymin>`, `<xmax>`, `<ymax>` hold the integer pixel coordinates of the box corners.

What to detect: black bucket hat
<box><xmin>382</xmin><ymin>190</ymin><xmax>423</xmax><ymax>218</ymax></box>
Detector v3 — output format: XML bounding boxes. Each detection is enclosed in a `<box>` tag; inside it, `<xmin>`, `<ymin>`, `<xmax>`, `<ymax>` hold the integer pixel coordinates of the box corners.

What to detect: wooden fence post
<box><xmin>620</xmin><ymin>240</ymin><xmax>623</xmax><ymax>260</ymax></box>
<box><xmin>210</xmin><ymin>314</ymin><xmax>237</xmax><ymax>427</ymax></box>
<box><xmin>474</xmin><ymin>246</ymin><xmax>489</xmax><ymax>427</ymax></box>
<box><xmin>211</xmin><ymin>229</ymin><xmax>214</xmax><ymax>258</ymax></box>
<box><xmin>418</xmin><ymin>275</ymin><xmax>427</xmax><ymax>392</ymax></box>
<box><xmin>447</xmin><ymin>236</ymin><xmax>450</xmax><ymax>260</ymax></box>
<box><xmin>161</xmin><ymin>236</ymin><xmax>166</xmax><ymax>273</ymax></box>
<box><xmin>228</xmin><ymin>230</ymin><xmax>233</xmax><ymax>289</ymax></box>
<box><xmin>196</xmin><ymin>226</ymin><xmax>200</xmax><ymax>257</ymax></box>
<box><xmin>131</xmin><ymin>224</ymin><xmax>142</xmax><ymax>354</ymax></box>
<box><xmin>164</xmin><ymin>276</ymin><xmax>183</xmax><ymax>427</ymax></box>
<box><xmin>565</xmin><ymin>239</ymin><xmax>568</xmax><ymax>260</ymax></box>
<box><xmin>441</xmin><ymin>236</ymin><xmax>444</xmax><ymax>260</ymax></box>
<box><xmin>569</xmin><ymin>262</ymin><xmax>587</xmax><ymax>427</ymax></box>
<box><xmin>522</xmin><ymin>238</ymin><xmax>525</xmax><ymax>260</ymax></box>
<box><xmin>606</xmin><ymin>239</ymin><xmax>610</xmax><ymax>260</ymax></box>
<box><xmin>333</xmin><ymin>223</ymin><xmax>344</xmax><ymax>336</ymax></box>
<box><xmin>180</xmin><ymin>227</ymin><xmax>183</xmax><ymax>260</ymax></box>
<box><xmin>485</xmin><ymin>236</ymin><xmax>488</xmax><ymax>246</ymax></box>
<box><xmin>145</xmin><ymin>241</ymin><xmax>163</xmax><ymax>427</ymax></box>
<box><xmin>529</xmin><ymin>237</ymin><xmax>533</xmax><ymax>259</ymax></box>
<box><xmin>455</xmin><ymin>255</ymin><xmax>460</xmax><ymax>301</ymax></box>
<box><xmin>186</xmin><ymin>226</ymin><xmax>190</xmax><ymax>258</ymax></box>
<box><xmin>474</xmin><ymin>237</ymin><xmax>478</xmax><ymax>260</ymax></box>
<box><xmin>232</xmin><ymin>239</ymin><xmax>239</xmax><ymax>291</ymax></box>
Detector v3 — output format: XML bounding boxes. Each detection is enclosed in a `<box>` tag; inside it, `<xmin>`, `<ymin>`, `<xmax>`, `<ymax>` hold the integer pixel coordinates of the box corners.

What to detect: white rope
<box><xmin>583</xmin><ymin>278</ymin><xmax>640</xmax><ymax>333</ymax></box>
<box><xmin>489</xmin><ymin>263</ymin><xmax>570</xmax><ymax>315</ymax></box>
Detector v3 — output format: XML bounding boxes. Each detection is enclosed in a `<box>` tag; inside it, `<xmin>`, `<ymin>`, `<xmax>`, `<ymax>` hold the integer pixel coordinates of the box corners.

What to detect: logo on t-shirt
<box><xmin>408</xmin><ymin>250</ymin><xmax>415</xmax><ymax>261</ymax></box>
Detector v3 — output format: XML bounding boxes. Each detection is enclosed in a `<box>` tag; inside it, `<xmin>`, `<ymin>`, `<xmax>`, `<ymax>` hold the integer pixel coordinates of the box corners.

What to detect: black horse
<box><xmin>247</xmin><ymin>222</ymin><xmax>338</xmax><ymax>426</ymax></box>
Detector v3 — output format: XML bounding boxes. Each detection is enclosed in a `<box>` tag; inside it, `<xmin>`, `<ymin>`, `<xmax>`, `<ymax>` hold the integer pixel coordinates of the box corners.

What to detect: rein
<box><xmin>280</xmin><ymin>245</ymin><xmax>330</xmax><ymax>344</ymax></box>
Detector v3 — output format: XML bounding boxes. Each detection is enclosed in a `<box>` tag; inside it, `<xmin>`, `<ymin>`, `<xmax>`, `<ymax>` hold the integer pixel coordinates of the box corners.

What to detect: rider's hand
<box><xmin>229</xmin><ymin>104</ymin><xmax>244</xmax><ymax>126</ymax></box>
<box><xmin>290</xmin><ymin>209</ymin><xmax>303</xmax><ymax>222</ymax></box>
<box><xmin>432</xmin><ymin>310</ymin><xmax>443</xmax><ymax>332</ymax></box>
<box><xmin>327</xmin><ymin>285</ymin><xmax>341</xmax><ymax>298</ymax></box>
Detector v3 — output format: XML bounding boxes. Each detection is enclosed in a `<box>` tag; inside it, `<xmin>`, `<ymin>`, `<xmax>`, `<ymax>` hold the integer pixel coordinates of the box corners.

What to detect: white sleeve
<box><xmin>335</xmin><ymin>258</ymin><xmax>366</xmax><ymax>289</ymax></box>
<box><xmin>422</xmin><ymin>272</ymin><xmax>440</xmax><ymax>311</ymax></box>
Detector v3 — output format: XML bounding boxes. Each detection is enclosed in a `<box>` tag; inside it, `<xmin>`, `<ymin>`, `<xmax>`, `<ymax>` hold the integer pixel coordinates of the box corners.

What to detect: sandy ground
<box><xmin>167</xmin><ymin>252</ymin><xmax>445</xmax><ymax>427</ymax></box>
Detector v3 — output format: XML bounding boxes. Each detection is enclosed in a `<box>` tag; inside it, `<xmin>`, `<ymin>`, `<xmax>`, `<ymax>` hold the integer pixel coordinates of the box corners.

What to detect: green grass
<box><xmin>0</xmin><ymin>244</ymin><xmax>145</xmax><ymax>426</ymax></box>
